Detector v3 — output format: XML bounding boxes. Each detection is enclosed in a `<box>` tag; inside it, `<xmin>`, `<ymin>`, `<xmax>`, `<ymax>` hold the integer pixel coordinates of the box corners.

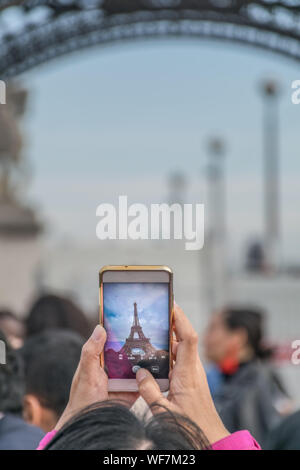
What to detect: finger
<box><xmin>172</xmin><ymin>340</ymin><xmax>179</xmax><ymax>359</ymax></box>
<box><xmin>173</xmin><ymin>303</ymin><xmax>196</xmax><ymax>342</ymax></box>
<box><xmin>136</xmin><ymin>368</ymin><xmax>169</xmax><ymax>412</ymax></box>
<box><xmin>79</xmin><ymin>325</ymin><xmax>107</xmax><ymax>378</ymax></box>
<box><xmin>172</xmin><ymin>303</ymin><xmax>179</xmax><ymax>342</ymax></box>
<box><xmin>172</xmin><ymin>328</ymin><xmax>179</xmax><ymax>344</ymax></box>
<box><xmin>173</xmin><ymin>303</ymin><xmax>199</xmax><ymax>363</ymax></box>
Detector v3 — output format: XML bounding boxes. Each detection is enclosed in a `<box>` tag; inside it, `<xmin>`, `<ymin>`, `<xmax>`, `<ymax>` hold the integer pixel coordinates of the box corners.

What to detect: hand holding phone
<box><xmin>55</xmin><ymin>302</ymin><xmax>229</xmax><ymax>447</ymax></box>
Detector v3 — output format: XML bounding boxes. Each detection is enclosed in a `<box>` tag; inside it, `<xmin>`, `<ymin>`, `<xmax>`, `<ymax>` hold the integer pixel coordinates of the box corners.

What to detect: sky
<box><xmin>103</xmin><ymin>282</ymin><xmax>169</xmax><ymax>350</ymax></box>
<box><xmin>17</xmin><ymin>37</ymin><xmax>300</xmax><ymax>262</ymax></box>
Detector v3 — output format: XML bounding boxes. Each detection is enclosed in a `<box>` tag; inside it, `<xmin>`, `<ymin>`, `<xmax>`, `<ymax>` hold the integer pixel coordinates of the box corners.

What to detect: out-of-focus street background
<box><xmin>0</xmin><ymin>2</ymin><xmax>299</xmax><ymax>409</ymax></box>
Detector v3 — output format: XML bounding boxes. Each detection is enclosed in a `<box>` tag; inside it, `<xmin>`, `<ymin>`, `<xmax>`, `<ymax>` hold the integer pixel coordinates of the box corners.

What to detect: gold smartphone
<box><xmin>99</xmin><ymin>265</ymin><xmax>173</xmax><ymax>392</ymax></box>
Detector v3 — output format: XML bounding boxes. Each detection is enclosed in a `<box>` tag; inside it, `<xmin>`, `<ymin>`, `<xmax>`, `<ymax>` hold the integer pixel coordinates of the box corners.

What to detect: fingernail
<box><xmin>136</xmin><ymin>368</ymin><xmax>148</xmax><ymax>383</ymax></box>
<box><xmin>91</xmin><ymin>324</ymin><xmax>103</xmax><ymax>342</ymax></box>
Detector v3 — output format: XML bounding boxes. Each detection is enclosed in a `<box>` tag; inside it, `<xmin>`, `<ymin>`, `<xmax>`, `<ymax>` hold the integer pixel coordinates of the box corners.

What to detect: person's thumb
<box><xmin>79</xmin><ymin>325</ymin><xmax>107</xmax><ymax>377</ymax></box>
<box><xmin>136</xmin><ymin>368</ymin><xmax>166</xmax><ymax>409</ymax></box>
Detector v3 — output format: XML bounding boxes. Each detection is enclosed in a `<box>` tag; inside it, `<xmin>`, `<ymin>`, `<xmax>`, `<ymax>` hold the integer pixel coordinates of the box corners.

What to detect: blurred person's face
<box><xmin>203</xmin><ymin>313</ymin><xmax>243</xmax><ymax>364</ymax></box>
<box><xmin>0</xmin><ymin>317</ymin><xmax>24</xmax><ymax>349</ymax></box>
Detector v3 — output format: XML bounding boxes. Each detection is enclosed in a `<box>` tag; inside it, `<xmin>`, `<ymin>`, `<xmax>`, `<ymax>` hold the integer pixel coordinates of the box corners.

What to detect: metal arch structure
<box><xmin>0</xmin><ymin>1</ymin><xmax>300</xmax><ymax>78</ymax></box>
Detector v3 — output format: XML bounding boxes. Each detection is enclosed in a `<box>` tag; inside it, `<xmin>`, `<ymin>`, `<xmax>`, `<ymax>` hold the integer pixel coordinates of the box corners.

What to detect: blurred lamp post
<box><xmin>207</xmin><ymin>138</ymin><xmax>226</xmax><ymax>243</ymax></box>
<box><xmin>206</xmin><ymin>137</ymin><xmax>227</xmax><ymax>311</ymax></box>
<box><xmin>168</xmin><ymin>170</ymin><xmax>186</xmax><ymax>206</ymax></box>
<box><xmin>261</xmin><ymin>80</ymin><xmax>281</xmax><ymax>272</ymax></box>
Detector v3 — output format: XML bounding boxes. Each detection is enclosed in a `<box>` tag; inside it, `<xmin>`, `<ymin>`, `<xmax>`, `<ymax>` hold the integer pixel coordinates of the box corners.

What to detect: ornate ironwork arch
<box><xmin>0</xmin><ymin>1</ymin><xmax>300</xmax><ymax>78</ymax></box>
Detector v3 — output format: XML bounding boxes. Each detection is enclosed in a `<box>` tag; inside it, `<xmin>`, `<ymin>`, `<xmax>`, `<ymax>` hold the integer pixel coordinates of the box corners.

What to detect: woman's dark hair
<box><xmin>25</xmin><ymin>294</ymin><xmax>92</xmax><ymax>340</ymax></box>
<box><xmin>222</xmin><ymin>306</ymin><xmax>273</xmax><ymax>360</ymax></box>
<box><xmin>45</xmin><ymin>401</ymin><xmax>210</xmax><ymax>450</ymax></box>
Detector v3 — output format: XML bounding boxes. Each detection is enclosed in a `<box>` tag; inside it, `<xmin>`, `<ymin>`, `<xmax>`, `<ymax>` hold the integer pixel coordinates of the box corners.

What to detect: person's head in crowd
<box><xmin>25</xmin><ymin>293</ymin><xmax>92</xmax><ymax>340</ymax></box>
<box><xmin>45</xmin><ymin>402</ymin><xmax>209</xmax><ymax>450</ymax></box>
<box><xmin>203</xmin><ymin>306</ymin><xmax>272</xmax><ymax>370</ymax></box>
<box><xmin>0</xmin><ymin>329</ymin><xmax>24</xmax><ymax>415</ymax></box>
<box><xmin>0</xmin><ymin>310</ymin><xmax>25</xmax><ymax>349</ymax></box>
<box><xmin>0</xmin><ymin>330</ymin><xmax>44</xmax><ymax>449</ymax></box>
<box><xmin>21</xmin><ymin>329</ymin><xmax>84</xmax><ymax>432</ymax></box>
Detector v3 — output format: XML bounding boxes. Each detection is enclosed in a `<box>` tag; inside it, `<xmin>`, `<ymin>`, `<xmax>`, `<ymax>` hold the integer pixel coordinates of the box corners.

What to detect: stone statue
<box><xmin>0</xmin><ymin>82</ymin><xmax>40</xmax><ymax>236</ymax></box>
<box><xmin>0</xmin><ymin>82</ymin><xmax>28</xmax><ymax>202</ymax></box>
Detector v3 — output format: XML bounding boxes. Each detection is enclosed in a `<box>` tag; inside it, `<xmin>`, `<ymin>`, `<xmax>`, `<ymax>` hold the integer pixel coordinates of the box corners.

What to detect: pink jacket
<box><xmin>37</xmin><ymin>429</ymin><xmax>261</xmax><ymax>450</ymax></box>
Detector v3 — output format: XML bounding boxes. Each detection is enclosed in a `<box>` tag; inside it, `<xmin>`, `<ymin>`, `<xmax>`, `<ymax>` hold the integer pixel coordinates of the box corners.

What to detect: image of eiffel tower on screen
<box><xmin>120</xmin><ymin>302</ymin><xmax>157</xmax><ymax>357</ymax></box>
<box><xmin>103</xmin><ymin>283</ymin><xmax>169</xmax><ymax>379</ymax></box>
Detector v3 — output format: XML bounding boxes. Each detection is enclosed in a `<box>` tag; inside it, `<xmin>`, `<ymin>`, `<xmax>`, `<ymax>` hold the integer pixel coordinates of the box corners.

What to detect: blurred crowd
<box><xmin>0</xmin><ymin>294</ymin><xmax>299</xmax><ymax>450</ymax></box>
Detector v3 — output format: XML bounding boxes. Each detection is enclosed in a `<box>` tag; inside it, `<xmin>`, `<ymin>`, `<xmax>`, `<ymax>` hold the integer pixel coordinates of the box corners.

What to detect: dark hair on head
<box><xmin>0</xmin><ymin>329</ymin><xmax>24</xmax><ymax>414</ymax></box>
<box><xmin>45</xmin><ymin>401</ymin><xmax>210</xmax><ymax>450</ymax></box>
<box><xmin>222</xmin><ymin>306</ymin><xmax>273</xmax><ymax>360</ymax></box>
<box><xmin>20</xmin><ymin>329</ymin><xmax>84</xmax><ymax>417</ymax></box>
<box><xmin>26</xmin><ymin>294</ymin><xmax>92</xmax><ymax>340</ymax></box>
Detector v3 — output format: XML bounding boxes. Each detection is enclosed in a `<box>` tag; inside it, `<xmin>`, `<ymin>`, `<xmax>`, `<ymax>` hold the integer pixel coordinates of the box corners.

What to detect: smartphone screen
<box><xmin>103</xmin><ymin>279</ymin><xmax>170</xmax><ymax>381</ymax></box>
